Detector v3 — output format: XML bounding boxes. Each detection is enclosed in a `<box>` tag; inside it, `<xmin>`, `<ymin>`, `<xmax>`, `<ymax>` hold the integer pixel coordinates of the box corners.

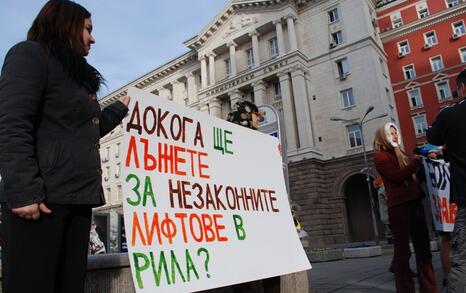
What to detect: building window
<box><xmin>336</xmin><ymin>58</ymin><xmax>350</xmax><ymax>78</ymax></box>
<box><xmin>328</xmin><ymin>8</ymin><xmax>339</xmax><ymax>23</ymax></box>
<box><xmin>269</xmin><ymin>37</ymin><xmax>279</xmax><ymax>58</ymax></box>
<box><xmin>391</xmin><ymin>12</ymin><xmax>403</xmax><ymax>28</ymax></box>
<box><xmin>416</xmin><ymin>3</ymin><xmax>430</xmax><ymax>19</ymax></box>
<box><xmin>397</xmin><ymin>40</ymin><xmax>410</xmax><ymax>55</ymax></box>
<box><xmin>446</xmin><ymin>0</ymin><xmax>459</xmax><ymax>7</ymax></box>
<box><xmin>408</xmin><ymin>89</ymin><xmax>423</xmax><ymax>108</ymax></box>
<box><xmin>413</xmin><ymin>115</ymin><xmax>428</xmax><ymax>136</ymax></box>
<box><xmin>106</xmin><ymin>187</ymin><xmax>111</xmax><ymax>202</ymax></box>
<box><xmin>340</xmin><ymin>88</ymin><xmax>355</xmax><ymax>108</ymax></box>
<box><xmin>115</xmin><ymin>143</ymin><xmax>120</xmax><ymax>158</ymax></box>
<box><xmin>274</xmin><ymin>81</ymin><xmax>281</xmax><ymax>97</ymax></box>
<box><xmin>331</xmin><ymin>31</ymin><xmax>343</xmax><ymax>45</ymax></box>
<box><xmin>424</xmin><ymin>31</ymin><xmax>437</xmax><ymax>45</ymax></box>
<box><xmin>117</xmin><ymin>185</ymin><xmax>122</xmax><ymax>201</ymax></box>
<box><xmin>403</xmin><ymin>64</ymin><xmax>416</xmax><ymax>80</ymax></box>
<box><xmin>347</xmin><ymin>124</ymin><xmax>362</xmax><ymax>148</ymax></box>
<box><xmin>380</xmin><ymin>58</ymin><xmax>387</xmax><ymax>76</ymax></box>
<box><xmin>436</xmin><ymin>81</ymin><xmax>452</xmax><ymax>101</ymax></box>
<box><xmin>225</xmin><ymin>58</ymin><xmax>231</xmax><ymax>76</ymax></box>
<box><xmin>102</xmin><ymin>147</ymin><xmax>109</xmax><ymax>162</ymax></box>
<box><xmin>115</xmin><ymin>163</ymin><xmax>120</xmax><ymax>178</ymax></box>
<box><xmin>104</xmin><ymin>166</ymin><xmax>110</xmax><ymax>181</ymax></box>
<box><xmin>430</xmin><ymin>56</ymin><xmax>444</xmax><ymax>72</ymax></box>
<box><xmin>246</xmin><ymin>48</ymin><xmax>254</xmax><ymax>68</ymax></box>
<box><xmin>453</xmin><ymin>21</ymin><xmax>466</xmax><ymax>36</ymax></box>
<box><xmin>460</xmin><ymin>47</ymin><xmax>466</xmax><ymax>63</ymax></box>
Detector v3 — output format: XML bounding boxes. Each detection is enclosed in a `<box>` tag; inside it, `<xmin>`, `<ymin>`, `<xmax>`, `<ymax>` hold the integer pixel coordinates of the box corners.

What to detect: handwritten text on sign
<box><xmin>423</xmin><ymin>159</ymin><xmax>457</xmax><ymax>232</ymax></box>
<box><xmin>121</xmin><ymin>87</ymin><xmax>311</xmax><ymax>293</ymax></box>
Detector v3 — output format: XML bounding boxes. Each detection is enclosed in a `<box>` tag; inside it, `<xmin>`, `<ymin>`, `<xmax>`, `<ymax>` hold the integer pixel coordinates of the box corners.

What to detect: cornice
<box><xmin>200</xmin><ymin>50</ymin><xmax>308</xmax><ymax>98</ymax></box>
<box><xmin>380</xmin><ymin>3</ymin><xmax>466</xmax><ymax>42</ymax></box>
<box><xmin>183</xmin><ymin>0</ymin><xmax>290</xmax><ymax>50</ymax></box>
<box><xmin>376</xmin><ymin>0</ymin><xmax>409</xmax><ymax>12</ymax></box>
<box><xmin>100</xmin><ymin>51</ymin><xmax>197</xmax><ymax>105</ymax></box>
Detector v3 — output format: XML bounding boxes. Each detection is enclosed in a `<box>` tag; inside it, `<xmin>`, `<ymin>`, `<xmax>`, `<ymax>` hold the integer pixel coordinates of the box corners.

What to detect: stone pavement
<box><xmin>308</xmin><ymin>252</ymin><xmax>446</xmax><ymax>292</ymax></box>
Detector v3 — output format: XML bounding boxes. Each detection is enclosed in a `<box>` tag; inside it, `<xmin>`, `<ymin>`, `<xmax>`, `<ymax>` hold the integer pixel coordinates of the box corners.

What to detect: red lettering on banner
<box><xmin>198</xmin><ymin>152</ymin><xmax>210</xmax><ymax>179</ymax></box>
<box><xmin>441</xmin><ymin>197</ymin><xmax>457</xmax><ymax>224</ymax></box>
<box><xmin>174</xmin><ymin>146</ymin><xmax>187</xmax><ymax>176</ymax></box>
<box><xmin>126</xmin><ymin>136</ymin><xmax>140</xmax><ymax>168</ymax></box>
<box><xmin>125</xmin><ymin>136</ymin><xmax>210</xmax><ymax>178</ymax></box>
<box><xmin>432</xmin><ymin>194</ymin><xmax>457</xmax><ymax>224</ymax></box>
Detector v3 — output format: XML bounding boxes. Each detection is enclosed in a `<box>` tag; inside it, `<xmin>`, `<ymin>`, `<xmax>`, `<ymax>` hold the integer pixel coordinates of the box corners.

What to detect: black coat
<box><xmin>0</xmin><ymin>41</ymin><xmax>128</xmax><ymax>208</ymax></box>
<box><xmin>427</xmin><ymin>99</ymin><xmax>466</xmax><ymax>208</ymax></box>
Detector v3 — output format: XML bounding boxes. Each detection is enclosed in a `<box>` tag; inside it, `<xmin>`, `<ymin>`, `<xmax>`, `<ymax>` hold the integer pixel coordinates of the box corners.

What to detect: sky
<box><xmin>0</xmin><ymin>0</ymin><xmax>230</xmax><ymax>97</ymax></box>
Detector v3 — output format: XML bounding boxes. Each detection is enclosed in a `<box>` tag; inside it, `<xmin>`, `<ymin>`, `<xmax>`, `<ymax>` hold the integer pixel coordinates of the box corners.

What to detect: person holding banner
<box><xmin>373</xmin><ymin>123</ymin><xmax>438</xmax><ymax>293</ymax></box>
<box><xmin>415</xmin><ymin>146</ymin><xmax>452</xmax><ymax>287</ymax></box>
<box><xmin>427</xmin><ymin>69</ymin><xmax>466</xmax><ymax>292</ymax></box>
<box><xmin>0</xmin><ymin>1</ymin><xmax>129</xmax><ymax>292</ymax></box>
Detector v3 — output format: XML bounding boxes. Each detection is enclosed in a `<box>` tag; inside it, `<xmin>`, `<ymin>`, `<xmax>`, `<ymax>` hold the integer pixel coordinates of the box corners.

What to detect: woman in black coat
<box><xmin>0</xmin><ymin>1</ymin><xmax>129</xmax><ymax>292</ymax></box>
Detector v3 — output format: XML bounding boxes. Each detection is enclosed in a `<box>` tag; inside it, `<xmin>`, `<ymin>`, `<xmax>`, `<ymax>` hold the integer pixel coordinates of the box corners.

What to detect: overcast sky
<box><xmin>0</xmin><ymin>0</ymin><xmax>230</xmax><ymax>97</ymax></box>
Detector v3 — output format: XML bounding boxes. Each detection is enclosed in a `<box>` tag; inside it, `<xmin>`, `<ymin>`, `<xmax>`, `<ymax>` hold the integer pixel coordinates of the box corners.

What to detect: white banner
<box><xmin>422</xmin><ymin>158</ymin><xmax>457</xmax><ymax>232</ymax></box>
<box><xmin>121</xmin><ymin>87</ymin><xmax>311</xmax><ymax>293</ymax></box>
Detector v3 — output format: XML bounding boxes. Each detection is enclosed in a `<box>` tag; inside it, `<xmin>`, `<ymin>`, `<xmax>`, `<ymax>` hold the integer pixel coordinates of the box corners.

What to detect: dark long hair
<box><xmin>27</xmin><ymin>0</ymin><xmax>104</xmax><ymax>93</ymax></box>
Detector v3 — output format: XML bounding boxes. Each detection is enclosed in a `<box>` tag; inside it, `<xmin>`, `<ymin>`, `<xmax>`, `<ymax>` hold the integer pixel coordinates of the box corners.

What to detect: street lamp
<box><xmin>331</xmin><ymin>106</ymin><xmax>388</xmax><ymax>242</ymax></box>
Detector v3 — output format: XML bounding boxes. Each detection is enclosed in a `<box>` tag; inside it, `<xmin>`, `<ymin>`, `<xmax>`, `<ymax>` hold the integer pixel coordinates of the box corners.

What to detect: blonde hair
<box><xmin>373</xmin><ymin>123</ymin><xmax>409</xmax><ymax>169</ymax></box>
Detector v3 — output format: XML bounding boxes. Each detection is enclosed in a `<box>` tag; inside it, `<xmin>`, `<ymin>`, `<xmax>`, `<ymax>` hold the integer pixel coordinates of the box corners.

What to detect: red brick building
<box><xmin>377</xmin><ymin>0</ymin><xmax>466</xmax><ymax>153</ymax></box>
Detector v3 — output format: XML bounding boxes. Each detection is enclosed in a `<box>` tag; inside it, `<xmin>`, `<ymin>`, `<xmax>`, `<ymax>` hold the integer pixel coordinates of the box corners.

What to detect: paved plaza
<box><xmin>309</xmin><ymin>251</ymin><xmax>445</xmax><ymax>292</ymax></box>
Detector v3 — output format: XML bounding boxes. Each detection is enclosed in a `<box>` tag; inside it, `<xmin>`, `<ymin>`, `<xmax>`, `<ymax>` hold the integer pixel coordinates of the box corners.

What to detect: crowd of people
<box><xmin>373</xmin><ymin>69</ymin><xmax>466</xmax><ymax>293</ymax></box>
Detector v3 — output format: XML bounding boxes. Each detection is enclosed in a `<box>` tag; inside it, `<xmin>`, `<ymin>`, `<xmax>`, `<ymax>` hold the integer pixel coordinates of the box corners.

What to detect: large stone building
<box><xmin>96</xmin><ymin>0</ymin><xmax>397</xmax><ymax>252</ymax></box>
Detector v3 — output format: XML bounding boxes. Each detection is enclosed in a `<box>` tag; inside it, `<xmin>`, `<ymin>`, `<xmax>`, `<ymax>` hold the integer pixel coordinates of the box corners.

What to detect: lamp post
<box><xmin>331</xmin><ymin>106</ymin><xmax>388</xmax><ymax>242</ymax></box>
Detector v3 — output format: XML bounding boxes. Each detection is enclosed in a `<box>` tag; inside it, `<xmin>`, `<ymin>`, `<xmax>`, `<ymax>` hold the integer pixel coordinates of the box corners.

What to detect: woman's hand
<box><xmin>119</xmin><ymin>95</ymin><xmax>131</xmax><ymax>108</ymax></box>
<box><xmin>11</xmin><ymin>202</ymin><xmax>52</xmax><ymax>220</ymax></box>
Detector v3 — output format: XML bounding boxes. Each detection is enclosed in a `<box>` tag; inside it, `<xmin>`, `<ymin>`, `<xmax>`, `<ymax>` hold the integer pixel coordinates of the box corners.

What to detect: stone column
<box><xmin>290</xmin><ymin>65</ymin><xmax>314</xmax><ymax>148</ymax></box>
<box><xmin>286</xmin><ymin>14</ymin><xmax>298</xmax><ymax>52</ymax></box>
<box><xmin>277</xmin><ymin>70</ymin><xmax>298</xmax><ymax>151</ymax></box>
<box><xmin>208</xmin><ymin>52</ymin><xmax>216</xmax><ymax>86</ymax></box>
<box><xmin>199</xmin><ymin>101</ymin><xmax>209</xmax><ymax>113</ymax></box>
<box><xmin>200</xmin><ymin>55</ymin><xmax>208</xmax><ymax>89</ymax></box>
<box><xmin>249</xmin><ymin>30</ymin><xmax>260</xmax><ymax>67</ymax></box>
<box><xmin>273</xmin><ymin>18</ymin><xmax>285</xmax><ymax>56</ymax></box>
<box><xmin>158</xmin><ymin>87</ymin><xmax>171</xmax><ymax>100</ymax></box>
<box><xmin>172</xmin><ymin>80</ymin><xmax>186</xmax><ymax>105</ymax></box>
<box><xmin>228</xmin><ymin>89</ymin><xmax>243</xmax><ymax>108</ymax></box>
<box><xmin>228</xmin><ymin>41</ymin><xmax>238</xmax><ymax>77</ymax></box>
<box><xmin>252</xmin><ymin>80</ymin><xmax>266</xmax><ymax>106</ymax></box>
<box><xmin>186</xmin><ymin>73</ymin><xmax>198</xmax><ymax>103</ymax></box>
<box><xmin>209</xmin><ymin>98</ymin><xmax>222</xmax><ymax>118</ymax></box>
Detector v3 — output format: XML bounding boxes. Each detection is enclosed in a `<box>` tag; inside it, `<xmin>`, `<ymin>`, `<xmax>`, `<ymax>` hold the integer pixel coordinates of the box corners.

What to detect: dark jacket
<box><xmin>0</xmin><ymin>41</ymin><xmax>128</xmax><ymax>208</ymax></box>
<box><xmin>427</xmin><ymin>99</ymin><xmax>466</xmax><ymax>207</ymax></box>
<box><xmin>374</xmin><ymin>150</ymin><xmax>424</xmax><ymax>208</ymax></box>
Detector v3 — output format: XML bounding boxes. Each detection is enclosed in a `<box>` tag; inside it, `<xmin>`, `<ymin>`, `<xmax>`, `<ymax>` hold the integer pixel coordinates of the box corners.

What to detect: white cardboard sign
<box><xmin>422</xmin><ymin>158</ymin><xmax>456</xmax><ymax>232</ymax></box>
<box><xmin>121</xmin><ymin>87</ymin><xmax>311</xmax><ymax>293</ymax></box>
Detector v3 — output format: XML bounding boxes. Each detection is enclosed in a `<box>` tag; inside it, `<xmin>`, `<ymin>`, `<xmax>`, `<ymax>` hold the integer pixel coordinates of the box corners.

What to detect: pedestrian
<box><xmin>414</xmin><ymin>145</ymin><xmax>452</xmax><ymax>287</ymax></box>
<box><xmin>373</xmin><ymin>123</ymin><xmax>438</xmax><ymax>293</ymax></box>
<box><xmin>427</xmin><ymin>69</ymin><xmax>466</xmax><ymax>292</ymax></box>
<box><xmin>0</xmin><ymin>1</ymin><xmax>130</xmax><ymax>292</ymax></box>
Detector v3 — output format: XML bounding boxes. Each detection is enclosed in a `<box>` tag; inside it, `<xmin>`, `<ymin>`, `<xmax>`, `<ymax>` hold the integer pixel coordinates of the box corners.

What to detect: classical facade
<box><xmin>97</xmin><ymin>0</ymin><xmax>397</xmax><ymax>252</ymax></box>
<box><xmin>377</xmin><ymin>0</ymin><xmax>466</xmax><ymax>153</ymax></box>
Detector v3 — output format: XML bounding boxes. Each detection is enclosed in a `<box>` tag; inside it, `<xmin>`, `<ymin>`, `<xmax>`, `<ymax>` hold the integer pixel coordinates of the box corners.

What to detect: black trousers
<box><xmin>1</xmin><ymin>204</ymin><xmax>92</xmax><ymax>293</ymax></box>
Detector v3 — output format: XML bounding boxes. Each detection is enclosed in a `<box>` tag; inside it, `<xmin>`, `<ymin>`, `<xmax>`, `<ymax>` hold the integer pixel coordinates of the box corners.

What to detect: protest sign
<box><xmin>122</xmin><ymin>87</ymin><xmax>311</xmax><ymax>292</ymax></box>
<box><xmin>422</xmin><ymin>159</ymin><xmax>457</xmax><ymax>232</ymax></box>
